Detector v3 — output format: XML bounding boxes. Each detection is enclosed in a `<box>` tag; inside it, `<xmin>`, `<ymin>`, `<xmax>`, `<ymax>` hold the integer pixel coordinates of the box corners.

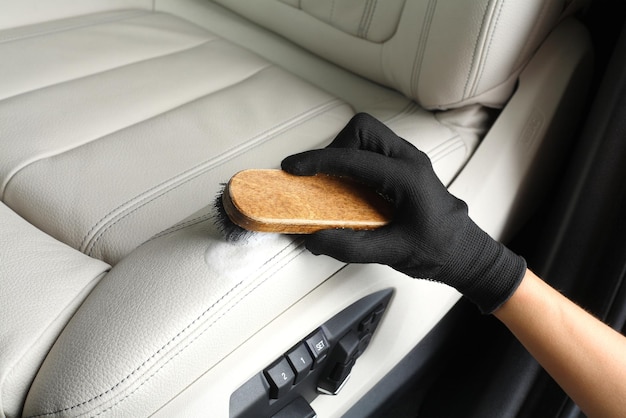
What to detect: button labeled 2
<box><xmin>264</xmin><ymin>357</ymin><xmax>295</xmax><ymax>399</ymax></box>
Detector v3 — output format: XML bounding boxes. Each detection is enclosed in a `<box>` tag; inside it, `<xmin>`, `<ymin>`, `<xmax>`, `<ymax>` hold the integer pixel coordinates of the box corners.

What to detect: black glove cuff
<box><xmin>437</xmin><ymin>221</ymin><xmax>527</xmax><ymax>314</ymax></box>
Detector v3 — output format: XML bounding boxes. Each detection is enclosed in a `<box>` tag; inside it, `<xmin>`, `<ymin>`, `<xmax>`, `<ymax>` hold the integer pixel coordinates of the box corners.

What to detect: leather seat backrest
<box><xmin>212</xmin><ymin>0</ymin><xmax>568</xmax><ymax>109</ymax></box>
<box><xmin>278</xmin><ymin>0</ymin><xmax>407</xmax><ymax>43</ymax></box>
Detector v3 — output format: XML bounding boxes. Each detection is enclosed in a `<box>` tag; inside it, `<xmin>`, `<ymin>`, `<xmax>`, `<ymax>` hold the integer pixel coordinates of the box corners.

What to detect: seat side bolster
<box><xmin>0</xmin><ymin>203</ymin><xmax>109</xmax><ymax>418</ymax></box>
<box><xmin>22</xmin><ymin>217</ymin><xmax>344</xmax><ymax>417</ymax></box>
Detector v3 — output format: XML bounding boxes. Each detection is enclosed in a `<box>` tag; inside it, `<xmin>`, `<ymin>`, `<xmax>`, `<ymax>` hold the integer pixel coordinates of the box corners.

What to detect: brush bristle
<box><xmin>213</xmin><ymin>183</ymin><xmax>253</xmax><ymax>242</ymax></box>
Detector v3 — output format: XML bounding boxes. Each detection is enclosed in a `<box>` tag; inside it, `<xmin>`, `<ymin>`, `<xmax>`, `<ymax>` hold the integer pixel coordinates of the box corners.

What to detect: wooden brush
<box><xmin>215</xmin><ymin>169</ymin><xmax>393</xmax><ymax>239</ymax></box>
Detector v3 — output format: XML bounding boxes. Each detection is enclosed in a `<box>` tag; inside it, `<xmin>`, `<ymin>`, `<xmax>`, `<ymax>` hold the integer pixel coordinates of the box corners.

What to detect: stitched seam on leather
<box><xmin>0</xmin><ymin>10</ymin><xmax>151</xmax><ymax>44</ymax></box>
<box><xmin>357</xmin><ymin>0</ymin><xmax>372</xmax><ymax>39</ymax></box>
<box><xmin>80</xmin><ymin>97</ymin><xmax>344</xmax><ymax>254</ymax></box>
<box><xmin>7</xmin><ymin>57</ymin><xmax>267</xmax><ymax>245</ymax></box>
<box><xmin>409</xmin><ymin>0</ymin><xmax>437</xmax><ymax>100</ymax></box>
<box><xmin>361</xmin><ymin>0</ymin><xmax>378</xmax><ymax>40</ymax></box>
<box><xmin>462</xmin><ymin>2</ymin><xmax>491</xmax><ymax>99</ymax></box>
<box><xmin>428</xmin><ymin>136</ymin><xmax>465</xmax><ymax>164</ymax></box>
<box><xmin>25</xmin><ymin>239</ymin><xmax>304</xmax><ymax>418</ymax></box>
<box><xmin>26</xmin><ymin>279</ymin><xmax>247</xmax><ymax>418</ymax></box>
<box><xmin>377</xmin><ymin>103</ymin><xmax>465</xmax><ymax>163</ymax></box>
<box><xmin>144</xmin><ymin>212</ymin><xmax>214</xmax><ymax>244</ymax></box>
<box><xmin>469</xmin><ymin>0</ymin><xmax>505</xmax><ymax>97</ymax></box>
<box><xmin>90</xmin><ymin>243</ymin><xmax>307</xmax><ymax>417</ymax></box>
<box><xmin>0</xmin><ymin>39</ymin><xmax>226</xmax><ymax>201</ymax></box>
<box><xmin>367</xmin><ymin>1</ymin><xmax>379</xmax><ymax>39</ymax></box>
<box><xmin>0</xmin><ymin>32</ymin><xmax>217</xmax><ymax>104</ymax></box>
<box><xmin>81</xmin><ymin>98</ymin><xmax>346</xmax><ymax>257</ymax></box>
<box><xmin>379</xmin><ymin>101</ymin><xmax>421</xmax><ymax>126</ymax></box>
<box><xmin>463</xmin><ymin>0</ymin><xmax>503</xmax><ymax>99</ymax></box>
<box><xmin>1</xmin><ymin>270</ymin><xmax>108</xmax><ymax>417</ymax></box>
<box><xmin>76</xmin><ymin>62</ymin><xmax>279</xmax><ymax>252</ymax></box>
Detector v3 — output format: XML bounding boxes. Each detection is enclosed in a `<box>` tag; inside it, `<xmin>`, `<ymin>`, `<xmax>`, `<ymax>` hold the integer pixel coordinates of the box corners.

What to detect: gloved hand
<box><xmin>281</xmin><ymin>113</ymin><xmax>526</xmax><ymax>313</ymax></box>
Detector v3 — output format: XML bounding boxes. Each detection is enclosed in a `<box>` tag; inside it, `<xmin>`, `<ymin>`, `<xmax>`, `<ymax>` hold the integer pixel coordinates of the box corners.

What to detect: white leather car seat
<box><xmin>0</xmin><ymin>1</ymin><xmax>592</xmax><ymax>417</ymax></box>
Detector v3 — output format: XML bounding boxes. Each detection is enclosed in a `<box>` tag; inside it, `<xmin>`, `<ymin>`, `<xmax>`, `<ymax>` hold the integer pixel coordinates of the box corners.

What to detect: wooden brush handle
<box><xmin>223</xmin><ymin>169</ymin><xmax>393</xmax><ymax>234</ymax></box>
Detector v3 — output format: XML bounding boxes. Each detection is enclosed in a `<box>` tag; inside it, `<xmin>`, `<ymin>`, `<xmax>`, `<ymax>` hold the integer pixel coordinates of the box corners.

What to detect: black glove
<box><xmin>281</xmin><ymin>113</ymin><xmax>526</xmax><ymax>313</ymax></box>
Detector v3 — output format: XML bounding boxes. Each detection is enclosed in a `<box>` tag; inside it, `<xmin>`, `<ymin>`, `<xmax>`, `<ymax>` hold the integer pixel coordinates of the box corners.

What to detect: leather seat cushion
<box><xmin>0</xmin><ymin>10</ymin><xmax>353</xmax><ymax>264</ymax></box>
<box><xmin>0</xmin><ymin>8</ymin><xmax>479</xmax><ymax>264</ymax></box>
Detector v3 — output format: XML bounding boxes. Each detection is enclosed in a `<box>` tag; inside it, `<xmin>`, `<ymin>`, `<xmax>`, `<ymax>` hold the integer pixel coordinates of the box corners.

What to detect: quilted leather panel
<box><xmin>158</xmin><ymin>0</ymin><xmax>488</xmax><ymax>183</ymax></box>
<box><xmin>214</xmin><ymin>0</ymin><xmax>566</xmax><ymax>108</ymax></box>
<box><xmin>279</xmin><ymin>0</ymin><xmax>407</xmax><ymax>43</ymax></box>
<box><xmin>0</xmin><ymin>10</ymin><xmax>353</xmax><ymax>264</ymax></box>
<box><xmin>0</xmin><ymin>0</ymin><xmax>152</xmax><ymax>30</ymax></box>
<box><xmin>0</xmin><ymin>11</ymin><xmax>212</xmax><ymax>101</ymax></box>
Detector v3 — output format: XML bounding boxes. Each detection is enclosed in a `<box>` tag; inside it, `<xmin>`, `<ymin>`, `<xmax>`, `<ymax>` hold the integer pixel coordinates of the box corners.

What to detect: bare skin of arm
<box><xmin>494</xmin><ymin>269</ymin><xmax>626</xmax><ymax>418</ymax></box>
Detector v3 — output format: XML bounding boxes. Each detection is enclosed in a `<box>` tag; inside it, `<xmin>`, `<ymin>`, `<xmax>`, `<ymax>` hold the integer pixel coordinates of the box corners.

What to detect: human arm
<box><xmin>495</xmin><ymin>269</ymin><xmax>626</xmax><ymax>418</ymax></box>
<box><xmin>282</xmin><ymin>112</ymin><xmax>626</xmax><ymax>417</ymax></box>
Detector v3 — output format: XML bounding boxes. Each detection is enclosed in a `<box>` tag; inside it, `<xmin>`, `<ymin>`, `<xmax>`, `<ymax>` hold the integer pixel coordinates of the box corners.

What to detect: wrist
<box><xmin>438</xmin><ymin>221</ymin><xmax>526</xmax><ymax>314</ymax></box>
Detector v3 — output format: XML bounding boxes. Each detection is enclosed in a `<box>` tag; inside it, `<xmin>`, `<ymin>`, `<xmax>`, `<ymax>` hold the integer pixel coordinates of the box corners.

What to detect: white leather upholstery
<box><xmin>0</xmin><ymin>1</ymin><xmax>592</xmax><ymax>417</ymax></box>
<box><xmin>213</xmin><ymin>0</ymin><xmax>566</xmax><ymax>108</ymax></box>
<box><xmin>22</xmin><ymin>221</ymin><xmax>346</xmax><ymax>417</ymax></box>
<box><xmin>0</xmin><ymin>10</ymin><xmax>354</xmax><ymax>264</ymax></box>
<box><xmin>158</xmin><ymin>0</ymin><xmax>490</xmax><ymax>179</ymax></box>
<box><xmin>0</xmin><ymin>203</ymin><xmax>109</xmax><ymax>418</ymax></box>
<box><xmin>279</xmin><ymin>0</ymin><xmax>407</xmax><ymax>43</ymax></box>
<box><xmin>0</xmin><ymin>0</ymin><xmax>151</xmax><ymax>30</ymax></box>
<box><xmin>0</xmin><ymin>4</ymin><xmax>489</xmax><ymax>265</ymax></box>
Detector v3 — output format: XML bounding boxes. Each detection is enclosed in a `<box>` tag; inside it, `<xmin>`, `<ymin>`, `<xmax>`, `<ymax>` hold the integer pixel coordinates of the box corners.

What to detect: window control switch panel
<box><xmin>230</xmin><ymin>288</ymin><xmax>393</xmax><ymax>418</ymax></box>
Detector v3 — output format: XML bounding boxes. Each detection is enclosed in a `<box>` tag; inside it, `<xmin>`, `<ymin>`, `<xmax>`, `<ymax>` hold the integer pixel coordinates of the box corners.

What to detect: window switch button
<box><xmin>271</xmin><ymin>396</ymin><xmax>316</xmax><ymax>418</ymax></box>
<box><xmin>305</xmin><ymin>330</ymin><xmax>330</xmax><ymax>366</ymax></box>
<box><xmin>286</xmin><ymin>343</ymin><xmax>313</xmax><ymax>384</ymax></box>
<box><xmin>264</xmin><ymin>357</ymin><xmax>295</xmax><ymax>399</ymax></box>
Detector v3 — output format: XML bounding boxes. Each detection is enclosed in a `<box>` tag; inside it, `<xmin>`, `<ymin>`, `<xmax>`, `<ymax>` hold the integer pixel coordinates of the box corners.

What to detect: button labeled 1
<box><xmin>286</xmin><ymin>343</ymin><xmax>313</xmax><ymax>384</ymax></box>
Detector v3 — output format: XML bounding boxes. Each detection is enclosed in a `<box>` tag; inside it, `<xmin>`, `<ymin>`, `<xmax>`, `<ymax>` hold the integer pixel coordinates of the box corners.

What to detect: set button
<box><xmin>304</xmin><ymin>330</ymin><xmax>330</xmax><ymax>366</ymax></box>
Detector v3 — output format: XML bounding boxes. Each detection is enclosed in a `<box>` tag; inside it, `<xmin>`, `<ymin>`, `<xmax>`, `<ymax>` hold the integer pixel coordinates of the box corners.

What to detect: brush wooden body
<box><xmin>222</xmin><ymin>169</ymin><xmax>393</xmax><ymax>234</ymax></box>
